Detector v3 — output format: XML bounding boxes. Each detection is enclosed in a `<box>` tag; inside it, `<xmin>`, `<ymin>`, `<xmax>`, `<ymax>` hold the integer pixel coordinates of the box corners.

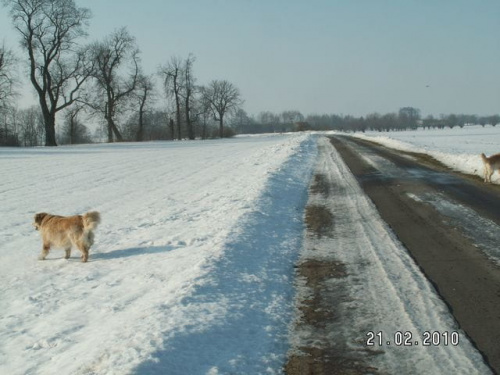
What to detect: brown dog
<box><xmin>33</xmin><ymin>211</ymin><xmax>101</xmax><ymax>262</ymax></box>
<box><xmin>481</xmin><ymin>153</ymin><xmax>500</xmax><ymax>183</ymax></box>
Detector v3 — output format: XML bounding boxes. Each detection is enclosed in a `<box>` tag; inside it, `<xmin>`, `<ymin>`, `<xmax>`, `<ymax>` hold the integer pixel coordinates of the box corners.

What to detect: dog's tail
<box><xmin>83</xmin><ymin>211</ymin><xmax>101</xmax><ymax>231</ymax></box>
<box><xmin>481</xmin><ymin>153</ymin><xmax>488</xmax><ymax>163</ymax></box>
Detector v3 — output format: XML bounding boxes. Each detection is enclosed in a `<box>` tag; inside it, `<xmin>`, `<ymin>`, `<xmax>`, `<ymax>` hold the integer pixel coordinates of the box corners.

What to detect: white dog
<box><xmin>480</xmin><ymin>153</ymin><xmax>500</xmax><ymax>183</ymax></box>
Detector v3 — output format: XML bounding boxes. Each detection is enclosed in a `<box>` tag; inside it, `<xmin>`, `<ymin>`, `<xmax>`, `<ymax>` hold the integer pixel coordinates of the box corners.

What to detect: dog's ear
<box><xmin>34</xmin><ymin>212</ymin><xmax>47</xmax><ymax>225</ymax></box>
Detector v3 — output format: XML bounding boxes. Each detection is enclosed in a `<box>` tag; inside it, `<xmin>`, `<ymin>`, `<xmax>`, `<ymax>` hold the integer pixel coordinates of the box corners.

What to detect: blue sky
<box><xmin>1</xmin><ymin>0</ymin><xmax>499</xmax><ymax>117</ymax></box>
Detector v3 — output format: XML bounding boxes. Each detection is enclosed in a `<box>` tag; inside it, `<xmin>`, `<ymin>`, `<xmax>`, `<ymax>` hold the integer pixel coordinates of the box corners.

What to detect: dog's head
<box><xmin>33</xmin><ymin>212</ymin><xmax>48</xmax><ymax>231</ymax></box>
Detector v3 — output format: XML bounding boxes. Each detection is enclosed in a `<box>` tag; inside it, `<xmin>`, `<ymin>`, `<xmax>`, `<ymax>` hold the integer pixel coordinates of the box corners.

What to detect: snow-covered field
<box><xmin>352</xmin><ymin>125</ymin><xmax>500</xmax><ymax>183</ymax></box>
<box><xmin>0</xmin><ymin>134</ymin><xmax>316</xmax><ymax>374</ymax></box>
<box><xmin>1</xmin><ymin>127</ymin><xmax>497</xmax><ymax>374</ymax></box>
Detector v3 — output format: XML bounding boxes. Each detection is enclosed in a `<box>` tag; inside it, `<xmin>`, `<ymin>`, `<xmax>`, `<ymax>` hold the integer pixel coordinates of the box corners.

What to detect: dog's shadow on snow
<box><xmin>91</xmin><ymin>245</ymin><xmax>175</xmax><ymax>261</ymax></box>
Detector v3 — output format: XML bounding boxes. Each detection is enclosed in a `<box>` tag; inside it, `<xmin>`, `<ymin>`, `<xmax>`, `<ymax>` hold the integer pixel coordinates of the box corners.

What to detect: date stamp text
<box><xmin>366</xmin><ymin>331</ymin><xmax>460</xmax><ymax>347</ymax></box>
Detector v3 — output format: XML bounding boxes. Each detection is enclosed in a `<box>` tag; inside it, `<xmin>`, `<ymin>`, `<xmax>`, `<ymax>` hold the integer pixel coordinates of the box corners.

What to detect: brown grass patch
<box><xmin>286</xmin><ymin>259</ymin><xmax>380</xmax><ymax>374</ymax></box>
<box><xmin>310</xmin><ymin>174</ymin><xmax>330</xmax><ymax>196</ymax></box>
<box><xmin>305</xmin><ymin>205</ymin><xmax>333</xmax><ymax>238</ymax></box>
<box><xmin>285</xmin><ymin>348</ymin><xmax>380</xmax><ymax>375</ymax></box>
<box><xmin>296</xmin><ymin>259</ymin><xmax>347</xmax><ymax>327</ymax></box>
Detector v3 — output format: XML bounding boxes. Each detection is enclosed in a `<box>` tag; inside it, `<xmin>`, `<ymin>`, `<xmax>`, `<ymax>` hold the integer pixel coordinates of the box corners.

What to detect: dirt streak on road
<box><xmin>331</xmin><ymin>135</ymin><xmax>500</xmax><ymax>374</ymax></box>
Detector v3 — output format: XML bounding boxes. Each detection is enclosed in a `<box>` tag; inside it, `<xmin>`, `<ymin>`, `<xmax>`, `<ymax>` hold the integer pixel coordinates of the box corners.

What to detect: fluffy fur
<box><xmin>33</xmin><ymin>211</ymin><xmax>101</xmax><ymax>262</ymax></box>
<box><xmin>481</xmin><ymin>153</ymin><xmax>500</xmax><ymax>183</ymax></box>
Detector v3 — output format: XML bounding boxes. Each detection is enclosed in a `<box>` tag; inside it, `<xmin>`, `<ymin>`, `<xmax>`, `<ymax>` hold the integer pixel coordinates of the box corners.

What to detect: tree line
<box><xmin>0</xmin><ymin>0</ymin><xmax>242</xmax><ymax>146</ymax></box>
<box><xmin>230</xmin><ymin>107</ymin><xmax>499</xmax><ymax>134</ymax></box>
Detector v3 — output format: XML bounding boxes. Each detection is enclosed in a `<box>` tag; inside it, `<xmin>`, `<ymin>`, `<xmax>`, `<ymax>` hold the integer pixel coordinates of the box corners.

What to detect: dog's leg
<box><xmin>39</xmin><ymin>243</ymin><xmax>50</xmax><ymax>260</ymax></box>
<box><xmin>64</xmin><ymin>247</ymin><xmax>71</xmax><ymax>259</ymax></box>
<box><xmin>81</xmin><ymin>247</ymin><xmax>89</xmax><ymax>262</ymax></box>
<box><xmin>77</xmin><ymin>242</ymin><xmax>90</xmax><ymax>263</ymax></box>
<box><xmin>484</xmin><ymin>165</ymin><xmax>491</xmax><ymax>183</ymax></box>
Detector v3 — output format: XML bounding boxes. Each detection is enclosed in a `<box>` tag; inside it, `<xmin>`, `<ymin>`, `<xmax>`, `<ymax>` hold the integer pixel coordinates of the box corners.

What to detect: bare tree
<box><xmin>60</xmin><ymin>103</ymin><xmax>91</xmax><ymax>144</ymax></box>
<box><xmin>399</xmin><ymin>107</ymin><xmax>420</xmax><ymax>129</ymax></box>
<box><xmin>0</xmin><ymin>44</ymin><xmax>19</xmax><ymax>146</ymax></box>
<box><xmin>159</xmin><ymin>56</ymin><xmax>183</xmax><ymax>140</ymax></box>
<box><xmin>281</xmin><ymin>110</ymin><xmax>304</xmax><ymax>125</ymax></box>
<box><xmin>18</xmin><ymin>105</ymin><xmax>44</xmax><ymax>146</ymax></box>
<box><xmin>1</xmin><ymin>106</ymin><xmax>20</xmax><ymax>146</ymax></box>
<box><xmin>134</xmin><ymin>74</ymin><xmax>154</xmax><ymax>142</ymax></box>
<box><xmin>4</xmin><ymin>0</ymin><xmax>93</xmax><ymax>146</ymax></box>
<box><xmin>84</xmin><ymin>27</ymin><xmax>140</xmax><ymax>142</ymax></box>
<box><xmin>202</xmin><ymin>80</ymin><xmax>242</xmax><ymax>138</ymax></box>
<box><xmin>0</xmin><ymin>43</ymin><xmax>18</xmax><ymax>110</ymax></box>
<box><xmin>180</xmin><ymin>54</ymin><xmax>196</xmax><ymax>140</ymax></box>
<box><xmin>257</xmin><ymin>111</ymin><xmax>280</xmax><ymax>132</ymax></box>
<box><xmin>168</xmin><ymin>117</ymin><xmax>175</xmax><ymax>140</ymax></box>
<box><xmin>229</xmin><ymin>108</ymin><xmax>253</xmax><ymax>133</ymax></box>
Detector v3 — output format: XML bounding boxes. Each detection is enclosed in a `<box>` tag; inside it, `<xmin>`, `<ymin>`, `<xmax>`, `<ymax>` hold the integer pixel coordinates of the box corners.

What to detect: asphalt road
<box><xmin>331</xmin><ymin>135</ymin><xmax>500</xmax><ymax>374</ymax></box>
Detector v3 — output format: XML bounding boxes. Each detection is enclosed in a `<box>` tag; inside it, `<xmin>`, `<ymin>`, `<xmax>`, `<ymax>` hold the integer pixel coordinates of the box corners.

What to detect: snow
<box><xmin>352</xmin><ymin>125</ymin><xmax>500</xmax><ymax>183</ymax></box>
<box><xmin>0</xmin><ymin>128</ymin><xmax>495</xmax><ymax>374</ymax></box>
<box><xmin>0</xmin><ymin>134</ymin><xmax>316</xmax><ymax>374</ymax></box>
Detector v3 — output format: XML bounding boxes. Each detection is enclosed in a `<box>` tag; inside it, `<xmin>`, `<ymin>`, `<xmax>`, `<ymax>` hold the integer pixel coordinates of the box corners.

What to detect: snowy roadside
<box><xmin>0</xmin><ymin>134</ymin><xmax>316</xmax><ymax>374</ymax></box>
<box><xmin>288</xmin><ymin>137</ymin><xmax>491</xmax><ymax>374</ymax></box>
<box><xmin>350</xmin><ymin>125</ymin><xmax>500</xmax><ymax>183</ymax></box>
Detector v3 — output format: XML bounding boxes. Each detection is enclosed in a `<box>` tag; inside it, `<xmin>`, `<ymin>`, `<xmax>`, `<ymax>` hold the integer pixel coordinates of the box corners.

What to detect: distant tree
<box><xmin>257</xmin><ymin>111</ymin><xmax>280</xmax><ymax>132</ymax></box>
<box><xmin>0</xmin><ymin>107</ymin><xmax>20</xmax><ymax>146</ymax></box>
<box><xmin>365</xmin><ymin>113</ymin><xmax>382</xmax><ymax>131</ymax></box>
<box><xmin>352</xmin><ymin>116</ymin><xmax>367</xmax><ymax>132</ymax></box>
<box><xmin>280</xmin><ymin>110</ymin><xmax>304</xmax><ymax>132</ymax></box>
<box><xmin>134</xmin><ymin>74</ymin><xmax>155</xmax><ymax>141</ymax></box>
<box><xmin>201</xmin><ymin>80</ymin><xmax>242</xmax><ymax>138</ymax></box>
<box><xmin>488</xmin><ymin>115</ymin><xmax>500</xmax><ymax>127</ymax></box>
<box><xmin>4</xmin><ymin>0</ymin><xmax>93</xmax><ymax>146</ymax></box>
<box><xmin>0</xmin><ymin>127</ymin><xmax>20</xmax><ymax>146</ymax></box>
<box><xmin>180</xmin><ymin>54</ymin><xmax>196</xmax><ymax>140</ymax></box>
<box><xmin>306</xmin><ymin>114</ymin><xmax>333</xmax><ymax>131</ymax></box>
<box><xmin>465</xmin><ymin>114</ymin><xmax>478</xmax><ymax>126</ymax></box>
<box><xmin>422</xmin><ymin>115</ymin><xmax>436</xmax><ymax>129</ymax></box>
<box><xmin>478</xmin><ymin>116</ymin><xmax>488</xmax><ymax>127</ymax></box>
<box><xmin>399</xmin><ymin>107</ymin><xmax>420</xmax><ymax>129</ymax></box>
<box><xmin>159</xmin><ymin>57</ymin><xmax>183</xmax><ymax>140</ymax></box>
<box><xmin>445</xmin><ymin>114</ymin><xmax>459</xmax><ymax>129</ymax></box>
<box><xmin>59</xmin><ymin>104</ymin><xmax>91</xmax><ymax>144</ymax></box>
<box><xmin>455</xmin><ymin>114</ymin><xmax>466</xmax><ymax>128</ymax></box>
<box><xmin>194</xmin><ymin>90</ymin><xmax>214</xmax><ymax>139</ymax></box>
<box><xmin>18</xmin><ymin>105</ymin><xmax>44</xmax><ymax>146</ymax></box>
<box><xmin>0</xmin><ymin>45</ymin><xmax>20</xmax><ymax>146</ymax></box>
<box><xmin>229</xmin><ymin>108</ymin><xmax>254</xmax><ymax>133</ymax></box>
<box><xmin>0</xmin><ymin>43</ymin><xmax>18</xmax><ymax>110</ymax></box>
<box><xmin>84</xmin><ymin>27</ymin><xmax>140</xmax><ymax>143</ymax></box>
<box><xmin>295</xmin><ymin>121</ymin><xmax>312</xmax><ymax>131</ymax></box>
<box><xmin>147</xmin><ymin>110</ymin><xmax>170</xmax><ymax>140</ymax></box>
<box><xmin>381</xmin><ymin>113</ymin><xmax>399</xmax><ymax>131</ymax></box>
<box><xmin>281</xmin><ymin>110</ymin><xmax>304</xmax><ymax>124</ymax></box>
